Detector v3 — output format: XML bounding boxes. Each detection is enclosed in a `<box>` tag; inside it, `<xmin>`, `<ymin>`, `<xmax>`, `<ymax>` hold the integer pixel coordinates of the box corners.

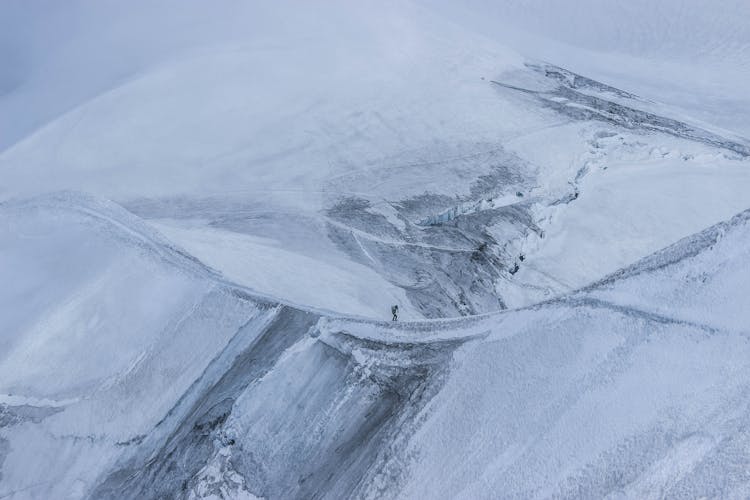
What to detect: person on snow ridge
<box><xmin>391</xmin><ymin>305</ymin><xmax>399</xmax><ymax>321</ymax></box>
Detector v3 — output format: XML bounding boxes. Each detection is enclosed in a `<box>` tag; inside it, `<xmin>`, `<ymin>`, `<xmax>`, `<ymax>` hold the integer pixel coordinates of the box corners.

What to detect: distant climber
<box><xmin>391</xmin><ymin>305</ymin><xmax>399</xmax><ymax>321</ymax></box>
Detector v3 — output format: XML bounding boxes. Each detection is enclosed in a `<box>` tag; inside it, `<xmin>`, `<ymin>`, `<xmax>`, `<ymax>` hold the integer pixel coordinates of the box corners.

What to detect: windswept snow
<box><xmin>396</xmin><ymin>208</ymin><xmax>750</xmax><ymax>499</ymax></box>
<box><xmin>2</xmin><ymin>0</ymin><xmax>748</xmax><ymax>318</ymax></box>
<box><xmin>0</xmin><ymin>193</ymin><xmax>277</xmax><ymax>497</ymax></box>
<box><xmin>0</xmin><ymin>193</ymin><xmax>469</xmax><ymax>498</ymax></box>
<box><xmin>426</xmin><ymin>0</ymin><xmax>750</xmax><ymax>136</ymax></box>
<box><xmin>2</xmin><ymin>194</ymin><xmax>750</xmax><ymax>499</ymax></box>
<box><xmin>150</xmin><ymin>221</ymin><xmax>416</xmax><ymax>319</ymax></box>
<box><xmin>509</xmin><ymin>142</ymin><xmax>750</xmax><ymax>305</ymax></box>
<box><xmin>1</xmin><ymin>0</ymin><xmax>749</xmax><ymax>498</ymax></box>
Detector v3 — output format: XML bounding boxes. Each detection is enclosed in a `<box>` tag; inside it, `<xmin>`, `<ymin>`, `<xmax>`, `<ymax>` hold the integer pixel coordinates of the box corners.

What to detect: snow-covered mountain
<box><xmin>3</xmin><ymin>184</ymin><xmax>750</xmax><ymax>499</ymax></box>
<box><xmin>1</xmin><ymin>1</ymin><xmax>749</xmax><ymax>498</ymax></box>
<box><xmin>3</xmin><ymin>0</ymin><xmax>749</xmax><ymax>318</ymax></box>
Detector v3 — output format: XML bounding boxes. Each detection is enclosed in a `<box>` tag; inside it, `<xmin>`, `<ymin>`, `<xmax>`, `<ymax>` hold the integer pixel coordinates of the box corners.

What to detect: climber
<box><xmin>391</xmin><ymin>305</ymin><xmax>399</xmax><ymax>321</ymax></box>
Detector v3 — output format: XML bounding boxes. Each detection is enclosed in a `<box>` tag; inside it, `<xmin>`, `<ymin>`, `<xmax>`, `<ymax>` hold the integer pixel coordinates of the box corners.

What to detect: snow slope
<box><xmin>0</xmin><ymin>193</ymin><xmax>477</xmax><ymax>498</ymax></box>
<box><xmin>508</xmin><ymin>141</ymin><xmax>750</xmax><ymax>305</ymax></box>
<box><xmin>148</xmin><ymin>221</ymin><xmax>414</xmax><ymax>319</ymax></box>
<box><xmin>2</xmin><ymin>2</ymin><xmax>750</xmax><ymax>497</ymax></box>
<box><xmin>0</xmin><ymin>0</ymin><xmax>529</xmax><ymax>316</ymax></box>
<box><xmin>2</xmin><ymin>192</ymin><xmax>749</xmax><ymax>498</ymax></box>
<box><xmin>396</xmin><ymin>207</ymin><xmax>750</xmax><ymax>499</ymax></box>
<box><xmin>0</xmin><ymin>193</ymin><xmax>275</xmax><ymax>497</ymax></box>
<box><xmin>426</xmin><ymin>0</ymin><xmax>750</xmax><ymax>136</ymax></box>
<box><xmin>2</xmin><ymin>1</ymin><xmax>748</xmax><ymax>318</ymax></box>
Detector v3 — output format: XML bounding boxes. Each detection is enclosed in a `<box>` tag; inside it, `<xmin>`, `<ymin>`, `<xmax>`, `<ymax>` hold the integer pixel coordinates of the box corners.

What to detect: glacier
<box><xmin>1</xmin><ymin>0</ymin><xmax>750</xmax><ymax>498</ymax></box>
<box><xmin>2</xmin><ymin>190</ymin><xmax>750</xmax><ymax>498</ymax></box>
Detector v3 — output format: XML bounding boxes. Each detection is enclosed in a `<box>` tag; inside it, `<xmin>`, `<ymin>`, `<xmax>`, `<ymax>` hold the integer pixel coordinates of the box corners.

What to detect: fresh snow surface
<box><xmin>0</xmin><ymin>194</ymin><xmax>274</xmax><ymax>498</ymax></box>
<box><xmin>396</xmin><ymin>209</ymin><xmax>750</xmax><ymax>499</ymax></box>
<box><xmin>2</xmin><ymin>194</ymin><xmax>750</xmax><ymax>499</ymax></box>
<box><xmin>1</xmin><ymin>0</ymin><xmax>749</xmax><ymax>498</ymax></box>
<box><xmin>425</xmin><ymin>0</ymin><xmax>750</xmax><ymax>137</ymax></box>
<box><xmin>2</xmin><ymin>0</ymin><xmax>749</xmax><ymax>318</ymax></box>
<box><xmin>150</xmin><ymin>221</ymin><xmax>416</xmax><ymax>319</ymax></box>
<box><xmin>507</xmin><ymin>138</ymin><xmax>750</xmax><ymax>306</ymax></box>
